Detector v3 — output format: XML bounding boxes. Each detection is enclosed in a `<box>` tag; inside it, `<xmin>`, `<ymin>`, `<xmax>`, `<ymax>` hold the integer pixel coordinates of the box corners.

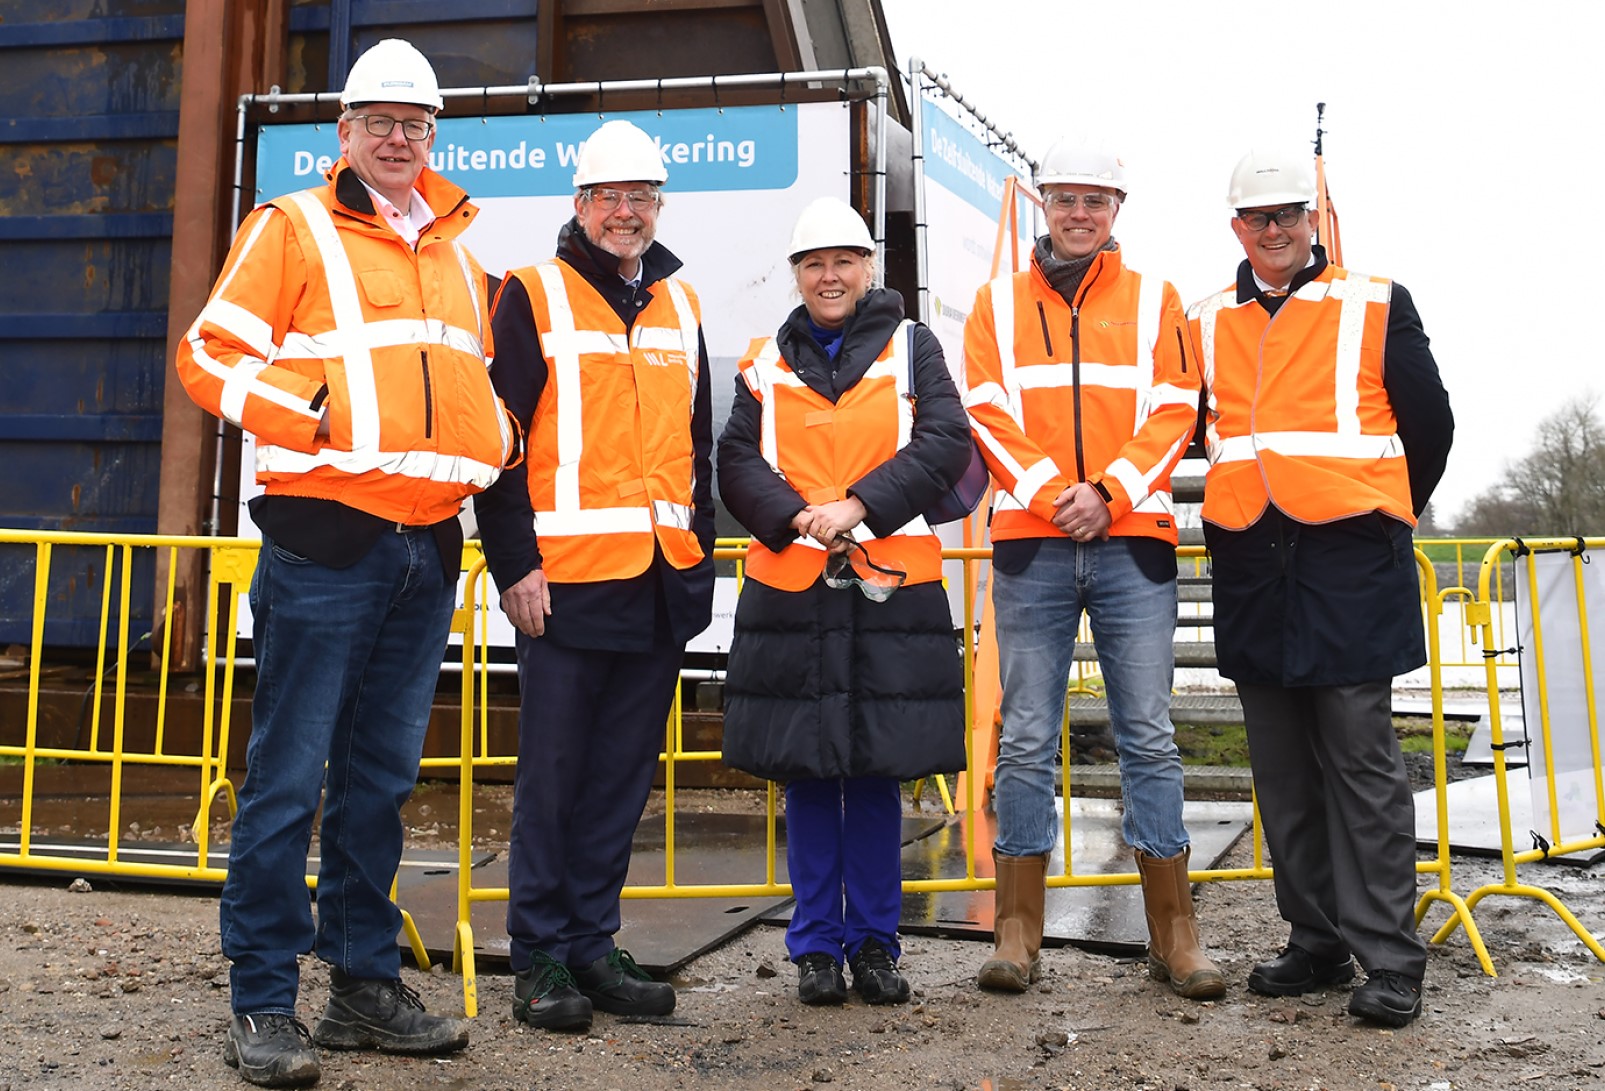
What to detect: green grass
<box><xmin>1171</xmin><ymin>718</ymin><xmax>1469</xmax><ymax>766</ymax></box>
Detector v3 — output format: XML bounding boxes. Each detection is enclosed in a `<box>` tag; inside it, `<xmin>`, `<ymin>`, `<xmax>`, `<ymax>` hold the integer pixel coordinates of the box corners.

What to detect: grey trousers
<box><xmin>1236</xmin><ymin>681</ymin><xmax>1429</xmax><ymax>979</ymax></box>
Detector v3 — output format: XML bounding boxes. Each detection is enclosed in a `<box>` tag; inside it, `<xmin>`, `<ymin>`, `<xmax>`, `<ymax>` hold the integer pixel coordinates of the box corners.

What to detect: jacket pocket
<box><xmin>357</xmin><ymin>269</ymin><xmax>405</xmax><ymax>308</ymax></box>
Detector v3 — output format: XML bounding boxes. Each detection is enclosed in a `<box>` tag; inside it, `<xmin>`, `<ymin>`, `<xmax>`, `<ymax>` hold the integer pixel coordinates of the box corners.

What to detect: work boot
<box><xmin>977</xmin><ymin>850</ymin><xmax>1048</xmax><ymax>992</ymax></box>
<box><xmin>312</xmin><ymin>968</ymin><xmax>469</xmax><ymax>1054</ymax></box>
<box><xmin>571</xmin><ymin>948</ymin><xmax>676</xmax><ymax>1016</ymax></box>
<box><xmin>224</xmin><ymin>1013</ymin><xmax>321</xmax><ymax>1088</ymax></box>
<box><xmin>1247</xmin><ymin>944</ymin><xmax>1355</xmax><ymax>997</ymax></box>
<box><xmin>1135</xmin><ymin>848</ymin><xmax>1226</xmax><ymax>1000</ymax></box>
<box><xmin>513</xmin><ymin>950</ymin><xmax>593</xmax><ymax>1031</ymax></box>
<box><xmin>1348</xmin><ymin>969</ymin><xmax>1423</xmax><ymax>1027</ymax></box>
<box><xmin>795</xmin><ymin>952</ymin><xmax>848</xmax><ymax>1006</ymax></box>
<box><xmin>848</xmin><ymin>937</ymin><xmax>912</xmax><ymax>1005</ymax></box>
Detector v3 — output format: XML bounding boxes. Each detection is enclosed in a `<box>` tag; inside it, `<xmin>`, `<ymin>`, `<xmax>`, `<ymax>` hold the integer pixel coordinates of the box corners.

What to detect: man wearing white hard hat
<box><xmin>475</xmin><ymin>118</ymin><xmax>713</xmax><ymax>1032</ymax></box>
<box><xmin>962</xmin><ymin>139</ymin><xmax>1219</xmax><ymax>1000</ymax></box>
<box><xmin>1185</xmin><ymin>149</ymin><xmax>1452</xmax><ymax>1027</ymax></box>
<box><xmin>176</xmin><ymin>37</ymin><xmax>514</xmax><ymax>1086</ymax></box>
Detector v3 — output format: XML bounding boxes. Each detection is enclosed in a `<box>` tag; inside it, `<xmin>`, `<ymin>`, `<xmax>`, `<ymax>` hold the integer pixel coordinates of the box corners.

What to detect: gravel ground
<box><xmin>2</xmin><ymin>815</ymin><xmax>1603</xmax><ymax>1091</ymax></box>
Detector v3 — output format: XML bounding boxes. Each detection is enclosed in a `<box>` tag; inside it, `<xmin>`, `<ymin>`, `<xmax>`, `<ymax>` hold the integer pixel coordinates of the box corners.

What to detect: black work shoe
<box><xmin>572</xmin><ymin>947</ymin><xmax>676</xmax><ymax>1016</ymax></box>
<box><xmin>848</xmin><ymin>937</ymin><xmax>912</xmax><ymax>1005</ymax></box>
<box><xmin>1246</xmin><ymin>945</ymin><xmax>1356</xmax><ymax>997</ymax></box>
<box><xmin>224</xmin><ymin>1013</ymin><xmax>321</xmax><ymax>1088</ymax></box>
<box><xmin>312</xmin><ymin>968</ymin><xmax>469</xmax><ymax>1054</ymax></box>
<box><xmin>1348</xmin><ymin>969</ymin><xmax>1423</xmax><ymax>1027</ymax></box>
<box><xmin>795</xmin><ymin>952</ymin><xmax>848</xmax><ymax>1006</ymax></box>
<box><xmin>513</xmin><ymin>951</ymin><xmax>593</xmax><ymax>1031</ymax></box>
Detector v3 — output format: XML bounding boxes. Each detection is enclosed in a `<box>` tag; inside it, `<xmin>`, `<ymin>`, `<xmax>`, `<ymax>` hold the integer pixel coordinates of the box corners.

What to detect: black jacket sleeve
<box><xmin>850</xmin><ymin>323</ymin><xmax>974</xmax><ymax>537</ymax></box>
<box><xmin>473</xmin><ymin>274</ymin><xmax>547</xmax><ymax>594</ymax></box>
<box><xmin>691</xmin><ymin>328</ymin><xmax>716</xmax><ymax>559</ymax></box>
<box><xmin>1383</xmin><ymin>283</ymin><xmax>1454</xmax><ymax>516</ymax></box>
<box><xmin>716</xmin><ymin>373</ymin><xmax>809</xmax><ymax>554</ymax></box>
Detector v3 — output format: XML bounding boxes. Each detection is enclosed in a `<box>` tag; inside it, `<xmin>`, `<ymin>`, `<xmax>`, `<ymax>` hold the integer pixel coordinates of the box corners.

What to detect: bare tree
<box><xmin>1452</xmin><ymin>394</ymin><xmax>1605</xmax><ymax>536</ymax></box>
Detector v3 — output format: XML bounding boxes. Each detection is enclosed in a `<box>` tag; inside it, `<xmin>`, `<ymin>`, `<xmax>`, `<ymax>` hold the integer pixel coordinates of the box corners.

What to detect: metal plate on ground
<box><xmin>1414</xmin><ymin>772</ymin><xmax>1603</xmax><ymax>864</ymax></box>
<box><xmin>759</xmin><ymin>798</ymin><xmax>1252</xmax><ymax>955</ymax></box>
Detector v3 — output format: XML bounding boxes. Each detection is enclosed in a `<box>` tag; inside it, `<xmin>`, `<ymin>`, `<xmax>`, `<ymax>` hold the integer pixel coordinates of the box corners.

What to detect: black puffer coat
<box><xmin>717</xmin><ymin>288</ymin><xmax>971</xmax><ymax>781</ymax></box>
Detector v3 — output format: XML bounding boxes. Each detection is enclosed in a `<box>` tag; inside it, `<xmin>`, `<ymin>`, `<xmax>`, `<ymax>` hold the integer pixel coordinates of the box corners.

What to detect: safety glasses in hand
<box><xmin>822</xmin><ymin>534</ymin><xmax>907</xmax><ymax>602</ymax></box>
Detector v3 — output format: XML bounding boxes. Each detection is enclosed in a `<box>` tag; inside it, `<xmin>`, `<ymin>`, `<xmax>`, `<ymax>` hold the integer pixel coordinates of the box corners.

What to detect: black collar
<box><xmin>1237</xmin><ymin>244</ymin><xmax>1330</xmax><ymax>312</ymax></box>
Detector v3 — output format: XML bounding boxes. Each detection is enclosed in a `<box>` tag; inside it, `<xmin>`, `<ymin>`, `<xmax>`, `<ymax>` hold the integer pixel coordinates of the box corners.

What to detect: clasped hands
<box><xmin>790</xmin><ymin>497</ymin><xmax>868</xmax><ymax>555</ymax></box>
<box><xmin>1052</xmin><ymin>482</ymin><xmax>1112</xmax><ymax>541</ymax></box>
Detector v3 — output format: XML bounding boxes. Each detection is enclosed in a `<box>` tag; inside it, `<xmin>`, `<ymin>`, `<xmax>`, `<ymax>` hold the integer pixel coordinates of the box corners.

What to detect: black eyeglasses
<box><xmin>1236</xmin><ymin>205</ymin><xmax>1307</xmax><ymax>232</ymax></box>
<box><xmin>822</xmin><ymin>534</ymin><xmax>907</xmax><ymax>602</ymax></box>
<box><xmin>350</xmin><ymin>114</ymin><xmax>434</xmax><ymax>142</ymax></box>
<box><xmin>1043</xmin><ymin>191</ymin><xmax>1117</xmax><ymax>213</ymax></box>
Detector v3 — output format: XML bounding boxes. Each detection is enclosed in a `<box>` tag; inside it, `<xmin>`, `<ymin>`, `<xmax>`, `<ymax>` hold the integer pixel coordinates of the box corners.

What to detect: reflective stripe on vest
<box><xmin>525</xmin><ymin>262</ymin><xmax>703</xmax><ymax>578</ymax></box>
<box><xmin>738</xmin><ymin>321</ymin><xmax>942</xmax><ymax>591</ymax></box>
<box><xmin>253</xmin><ymin>192</ymin><xmax>505</xmax><ymax>489</ymax></box>
<box><xmin>1193</xmin><ymin>267</ymin><xmax>1413</xmax><ymax>528</ymax></box>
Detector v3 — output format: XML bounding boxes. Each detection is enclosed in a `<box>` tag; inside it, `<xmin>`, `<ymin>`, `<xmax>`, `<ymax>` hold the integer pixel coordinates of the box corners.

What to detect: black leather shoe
<box><xmin>514</xmin><ymin>951</ymin><xmax>593</xmax><ymax>1031</ymax></box>
<box><xmin>795</xmin><ymin>952</ymin><xmax>848</xmax><ymax>1006</ymax></box>
<box><xmin>848</xmin><ymin>937</ymin><xmax>912</xmax><ymax>1005</ymax></box>
<box><xmin>312</xmin><ymin>968</ymin><xmax>469</xmax><ymax>1054</ymax></box>
<box><xmin>224</xmin><ymin>1013</ymin><xmax>321</xmax><ymax>1088</ymax></box>
<box><xmin>572</xmin><ymin>948</ymin><xmax>675</xmax><ymax>1017</ymax></box>
<box><xmin>1247</xmin><ymin>945</ymin><xmax>1356</xmax><ymax>996</ymax></box>
<box><xmin>1348</xmin><ymin>969</ymin><xmax>1423</xmax><ymax>1027</ymax></box>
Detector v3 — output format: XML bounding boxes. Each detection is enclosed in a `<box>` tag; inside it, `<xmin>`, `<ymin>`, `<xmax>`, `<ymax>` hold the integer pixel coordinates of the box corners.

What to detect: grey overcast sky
<box><xmin>878</xmin><ymin>0</ymin><xmax>1601</xmax><ymax>524</ymax></box>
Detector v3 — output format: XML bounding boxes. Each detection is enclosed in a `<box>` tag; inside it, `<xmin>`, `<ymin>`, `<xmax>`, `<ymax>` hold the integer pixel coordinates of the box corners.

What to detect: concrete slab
<box><xmin>760</xmin><ymin>797</ymin><xmax>1253</xmax><ymax>955</ymax></box>
<box><xmin>1414</xmin><ymin>772</ymin><xmax>1603</xmax><ymax>864</ymax></box>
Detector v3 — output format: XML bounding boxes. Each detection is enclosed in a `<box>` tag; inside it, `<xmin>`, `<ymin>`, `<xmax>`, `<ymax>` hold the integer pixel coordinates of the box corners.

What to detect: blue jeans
<box><xmin>991</xmin><ymin>537</ymin><xmax>1188</xmax><ymax>859</ymax></box>
<box><xmin>221</xmin><ymin>530</ymin><xmax>455</xmax><ymax>1015</ymax></box>
<box><xmin>784</xmin><ymin>777</ymin><xmax>904</xmax><ymax>963</ymax></box>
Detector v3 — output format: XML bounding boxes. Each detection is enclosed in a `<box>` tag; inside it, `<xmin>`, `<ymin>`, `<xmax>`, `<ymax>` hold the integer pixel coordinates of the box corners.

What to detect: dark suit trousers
<box><xmin>1236</xmin><ymin>681</ymin><xmax>1428</xmax><ymax>979</ymax></box>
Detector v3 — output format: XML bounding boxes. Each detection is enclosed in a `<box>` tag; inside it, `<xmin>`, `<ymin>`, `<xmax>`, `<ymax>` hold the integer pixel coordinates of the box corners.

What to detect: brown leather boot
<box><xmin>977</xmin><ymin>850</ymin><xmax>1048</xmax><ymax>992</ymax></box>
<box><xmin>1135</xmin><ymin>847</ymin><xmax>1225</xmax><ymax>999</ymax></box>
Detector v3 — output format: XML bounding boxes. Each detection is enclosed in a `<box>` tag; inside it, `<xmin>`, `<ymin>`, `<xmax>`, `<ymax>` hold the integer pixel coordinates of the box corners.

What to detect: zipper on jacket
<box><xmin>1068</xmin><ymin>263</ymin><xmax>1106</xmax><ymax>483</ymax></box>
<box><xmin>419</xmin><ymin>349</ymin><xmax>434</xmax><ymax>439</ymax></box>
<box><xmin>1036</xmin><ymin>301</ymin><xmax>1054</xmax><ymax>356</ymax></box>
<box><xmin>1174</xmin><ymin>327</ymin><xmax>1188</xmax><ymax>373</ymax></box>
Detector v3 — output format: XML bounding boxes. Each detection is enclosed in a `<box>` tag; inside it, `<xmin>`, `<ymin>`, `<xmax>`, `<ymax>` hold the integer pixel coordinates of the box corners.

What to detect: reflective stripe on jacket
<box><xmin>175</xmin><ymin>161</ymin><xmax>513</xmax><ymax>525</ymax></box>
<box><xmin>735</xmin><ymin>321</ymin><xmax>943</xmax><ymax>590</ymax></box>
<box><xmin>1188</xmin><ymin>264</ymin><xmax>1414</xmax><ymax>530</ymax></box>
<box><xmin>511</xmin><ymin>259</ymin><xmax>705</xmax><ymax>582</ymax></box>
<box><xmin>962</xmin><ymin>246</ymin><xmax>1198</xmax><ymax>544</ymax></box>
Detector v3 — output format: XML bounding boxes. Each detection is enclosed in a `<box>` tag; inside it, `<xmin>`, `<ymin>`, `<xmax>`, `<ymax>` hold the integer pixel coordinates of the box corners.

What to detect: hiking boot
<box><xmin>312</xmin><ymin>968</ymin><xmax>469</xmax><ymax>1054</ymax></box>
<box><xmin>1247</xmin><ymin>945</ymin><xmax>1355</xmax><ymax>997</ymax></box>
<box><xmin>848</xmin><ymin>937</ymin><xmax>911</xmax><ymax>1005</ymax></box>
<box><xmin>513</xmin><ymin>950</ymin><xmax>592</xmax><ymax>1032</ymax></box>
<box><xmin>795</xmin><ymin>952</ymin><xmax>848</xmax><ymax>1006</ymax></box>
<box><xmin>224</xmin><ymin>1013</ymin><xmax>321</xmax><ymax>1088</ymax></box>
<box><xmin>571</xmin><ymin>948</ymin><xmax>676</xmax><ymax>1017</ymax></box>
<box><xmin>1348</xmin><ymin>969</ymin><xmax>1423</xmax><ymax>1027</ymax></box>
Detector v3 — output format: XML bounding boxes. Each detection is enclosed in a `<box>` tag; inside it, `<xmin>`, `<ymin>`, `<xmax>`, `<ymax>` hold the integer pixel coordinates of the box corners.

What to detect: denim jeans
<box><xmin>784</xmin><ymin>776</ymin><xmax>903</xmax><ymax>964</ymax></box>
<box><xmin>991</xmin><ymin>537</ymin><xmax>1188</xmax><ymax>858</ymax></box>
<box><xmin>221</xmin><ymin>530</ymin><xmax>455</xmax><ymax>1015</ymax></box>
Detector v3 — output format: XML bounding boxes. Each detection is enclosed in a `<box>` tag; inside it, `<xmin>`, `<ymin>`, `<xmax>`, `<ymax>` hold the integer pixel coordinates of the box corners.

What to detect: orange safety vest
<box><xmin>962</xmin><ymin>247</ymin><xmax>1198</xmax><ymax>544</ymax></box>
<box><xmin>1188</xmin><ymin>265</ymin><xmax>1414</xmax><ymax>530</ymax></box>
<box><xmin>735</xmin><ymin>322</ymin><xmax>944</xmax><ymax>591</ymax></box>
<box><xmin>510</xmin><ymin>259</ymin><xmax>706</xmax><ymax>583</ymax></box>
<box><xmin>175</xmin><ymin>161</ymin><xmax>513</xmax><ymax>526</ymax></box>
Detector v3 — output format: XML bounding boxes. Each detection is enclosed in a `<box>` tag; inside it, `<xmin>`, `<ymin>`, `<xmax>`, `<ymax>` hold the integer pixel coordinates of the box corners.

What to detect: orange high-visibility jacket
<box><xmin>735</xmin><ymin>321</ymin><xmax>943</xmax><ymax>590</ymax></box>
<box><xmin>962</xmin><ymin>247</ymin><xmax>1199</xmax><ymax>544</ymax></box>
<box><xmin>507</xmin><ymin>259</ymin><xmax>706</xmax><ymax>582</ymax></box>
<box><xmin>175</xmin><ymin>161</ymin><xmax>514</xmax><ymax>526</ymax></box>
<box><xmin>1187</xmin><ymin>264</ymin><xmax>1414</xmax><ymax>530</ymax></box>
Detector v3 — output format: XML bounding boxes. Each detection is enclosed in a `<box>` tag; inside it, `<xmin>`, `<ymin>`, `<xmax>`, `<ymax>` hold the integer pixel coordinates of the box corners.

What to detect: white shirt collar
<box><xmin>358</xmin><ymin>179</ymin><xmax>432</xmax><ymax>247</ymax></box>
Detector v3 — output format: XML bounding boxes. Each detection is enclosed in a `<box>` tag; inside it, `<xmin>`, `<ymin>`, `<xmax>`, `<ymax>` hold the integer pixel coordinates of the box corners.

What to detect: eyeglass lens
<box><xmin>589</xmin><ymin>189</ymin><xmax>658</xmax><ymax>212</ymax></box>
<box><xmin>358</xmin><ymin>115</ymin><xmax>433</xmax><ymax>141</ymax></box>
<box><xmin>1046</xmin><ymin>192</ymin><xmax>1114</xmax><ymax>212</ymax></box>
<box><xmin>1239</xmin><ymin>206</ymin><xmax>1305</xmax><ymax>231</ymax></box>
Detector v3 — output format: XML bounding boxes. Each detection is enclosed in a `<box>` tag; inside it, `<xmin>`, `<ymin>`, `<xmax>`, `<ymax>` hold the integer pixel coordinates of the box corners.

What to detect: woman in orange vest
<box><xmin>717</xmin><ymin>197</ymin><xmax>973</xmax><ymax>1007</ymax></box>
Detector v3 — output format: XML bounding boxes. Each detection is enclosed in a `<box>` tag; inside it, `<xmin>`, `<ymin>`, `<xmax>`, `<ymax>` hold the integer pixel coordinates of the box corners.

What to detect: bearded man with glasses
<box><xmin>1185</xmin><ymin>148</ymin><xmax>1452</xmax><ymax>1027</ymax></box>
<box><xmin>474</xmin><ymin>118</ymin><xmax>715</xmax><ymax>1033</ymax></box>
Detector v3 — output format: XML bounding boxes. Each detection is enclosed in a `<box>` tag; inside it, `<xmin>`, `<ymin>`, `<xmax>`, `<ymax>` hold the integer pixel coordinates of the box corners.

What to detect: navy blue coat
<box><xmin>1201</xmin><ymin>251</ymin><xmax>1455</xmax><ymax>687</ymax></box>
<box><xmin>717</xmin><ymin>288</ymin><xmax>970</xmax><ymax>780</ymax></box>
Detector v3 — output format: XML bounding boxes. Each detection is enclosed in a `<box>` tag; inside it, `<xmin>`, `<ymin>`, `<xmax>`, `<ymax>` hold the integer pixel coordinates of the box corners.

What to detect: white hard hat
<box><xmin>1037</xmin><ymin>138</ymin><xmax>1127</xmax><ymax>196</ymax></box>
<box><xmin>1227</xmin><ymin>148</ymin><xmax>1317</xmax><ymax>210</ymax></box>
<box><xmin>572</xmin><ymin>120</ymin><xmax>668</xmax><ymax>188</ymax></box>
<box><xmin>786</xmin><ymin>197</ymin><xmax>874</xmax><ymax>262</ymax></box>
<box><xmin>340</xmin><ymin>38</ymin><xmax>443</xmax><ymax>111</ymax></box>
